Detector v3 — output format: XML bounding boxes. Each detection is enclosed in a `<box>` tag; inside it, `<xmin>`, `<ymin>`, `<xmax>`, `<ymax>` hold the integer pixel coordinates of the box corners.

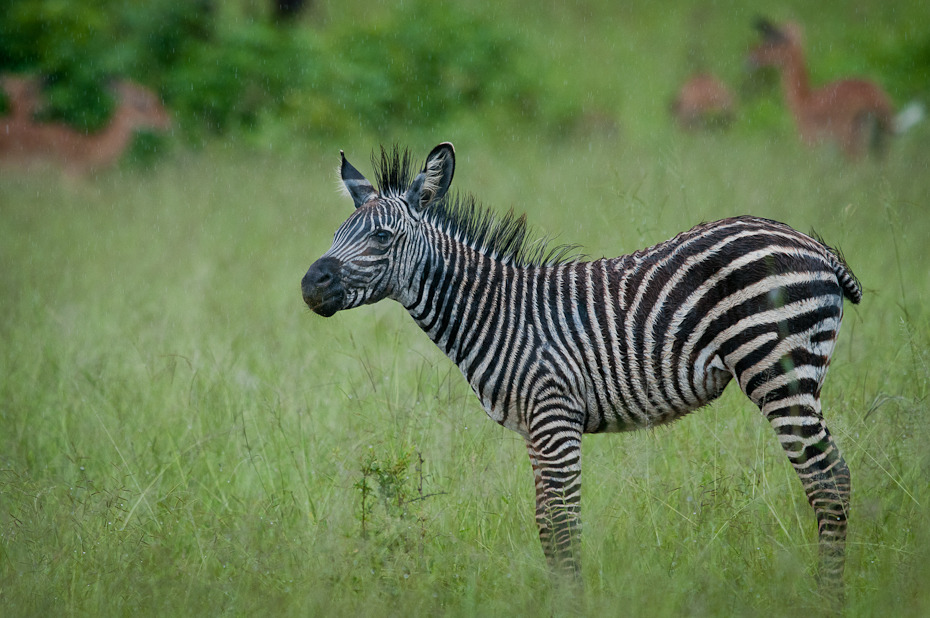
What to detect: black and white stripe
<box><xmin>301</xmin><ymin>143</ymin><xmax>858</xmax><ymax>599</ymax></box>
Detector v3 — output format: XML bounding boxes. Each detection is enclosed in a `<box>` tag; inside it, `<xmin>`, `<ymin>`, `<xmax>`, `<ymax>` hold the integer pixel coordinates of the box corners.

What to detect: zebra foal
<box><xmin>301</xmin><ymin>142</ymin><xmax>858</xmax><ymax>597</ymax></box>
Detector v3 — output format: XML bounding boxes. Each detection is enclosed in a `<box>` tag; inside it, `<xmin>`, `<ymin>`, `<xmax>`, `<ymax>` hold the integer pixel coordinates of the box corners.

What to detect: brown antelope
<box><xmin>0</xmin><ymin>78</ymin><xmax>171</xmax><ymax>175</ymax></box>
<box><xmin>671</xmin><ymin>73</ymin><xmax>737</xmax><ymax>130</ymax></box>
<box><xmin>0</xmin><ymin>75</ymin><xmax>42</xmax><ymax>120</ymax></box>
<box><xmin>748</xmin><ymin>19</ymin><xmax>894</xmax><ymax>158</ymax></box>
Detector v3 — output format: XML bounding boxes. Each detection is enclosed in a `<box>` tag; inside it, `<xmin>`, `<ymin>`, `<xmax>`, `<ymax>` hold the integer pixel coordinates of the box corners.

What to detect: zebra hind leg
<box><xmin>750</xmin><ymin>368</ymin><xmax>850</xmax><ymax>603</ymax></box>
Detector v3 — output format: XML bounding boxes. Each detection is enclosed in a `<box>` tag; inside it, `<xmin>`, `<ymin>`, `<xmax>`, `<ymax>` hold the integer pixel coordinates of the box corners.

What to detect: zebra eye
<box><xmin>372</xmin><ymin>229</ymin><xmax>392</xmax><ymax>245</ymax></box>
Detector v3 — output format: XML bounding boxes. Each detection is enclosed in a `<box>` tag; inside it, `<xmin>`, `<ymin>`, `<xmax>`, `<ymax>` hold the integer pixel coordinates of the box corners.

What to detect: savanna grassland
<box><xmin>2</xmin><ymin>1</ymin><xmax>929</xmax><ymax>616</ymax></box>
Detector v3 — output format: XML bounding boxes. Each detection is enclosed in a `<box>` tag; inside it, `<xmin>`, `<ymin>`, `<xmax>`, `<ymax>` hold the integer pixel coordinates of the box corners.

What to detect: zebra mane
<box><xmin>372</xmin><ymin>146</ymin><xmax>416</xmax><ymax>197</ymax></box>
<box><xmin>424</xmin><ymin>194</ymin><xmax>583</xmax><ymax>267</ymax></box>
<box><xmin>371</xmin><ymin>146</ymin><xmax>582</xmax><ymax>267</ymax></box>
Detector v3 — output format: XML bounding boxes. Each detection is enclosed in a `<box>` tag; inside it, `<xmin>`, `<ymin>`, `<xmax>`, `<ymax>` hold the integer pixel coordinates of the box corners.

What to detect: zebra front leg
<box><xmin>525</xmin><ymin>443</ymin><xmax>558</xmax><ymax>572</ymax></box>
<box><xmin>525</xmin><ymin>424</ymin><xmax>583</xmax><ymax>581</ymax></box>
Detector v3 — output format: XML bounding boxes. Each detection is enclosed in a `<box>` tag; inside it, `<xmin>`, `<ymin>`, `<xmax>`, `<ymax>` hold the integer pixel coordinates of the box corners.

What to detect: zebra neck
<box><xmin>400</xmin><ymin>241</ymin><xmax>517</xmax><ymax>367</ymax></box>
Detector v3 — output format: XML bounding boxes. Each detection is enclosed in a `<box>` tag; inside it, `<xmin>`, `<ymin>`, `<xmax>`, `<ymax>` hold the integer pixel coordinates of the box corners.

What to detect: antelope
<box><xmin>671</xmin><ymin>73</ymin><xmax>737</xmax><ymax>130</ymax></box>
<box><xmin>748</xmin><ymin>19</ymin><xmax>895</xmax><ymax>158</ymax></box>
<box><xmin>0</xmin><ymin>78</ymin><xmax>171</xmax><ymax>175</ymax></box>
<box><xmin>0</xmin><ymin>75</ymin><xmax>42</xmax><ymax>120</ymax></box>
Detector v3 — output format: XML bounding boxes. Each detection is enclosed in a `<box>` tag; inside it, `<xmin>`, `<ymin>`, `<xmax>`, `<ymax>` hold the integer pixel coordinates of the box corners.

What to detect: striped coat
<box><xmin>302</xmin><ymin>143</ymin><xmax>857</xmax><ymax>601</ymax></box>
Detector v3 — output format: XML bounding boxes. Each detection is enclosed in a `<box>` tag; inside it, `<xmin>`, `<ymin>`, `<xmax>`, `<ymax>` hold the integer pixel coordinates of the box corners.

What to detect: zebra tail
<box><xmin>832</xmin><ymin>257</ymin><xmax>863</xmax><ymax>304</ymax></box>
<box><xmin>810</xmin><ymin>230</ymin><xmax>863</xmax><ymax>305</ymax></box>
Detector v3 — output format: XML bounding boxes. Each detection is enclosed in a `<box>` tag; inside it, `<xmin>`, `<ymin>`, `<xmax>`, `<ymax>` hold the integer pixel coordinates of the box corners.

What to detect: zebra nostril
<box><xmin>304</xmin><ymin>257</ymin><xmax>340</xmax><ymax>292</ymax></box>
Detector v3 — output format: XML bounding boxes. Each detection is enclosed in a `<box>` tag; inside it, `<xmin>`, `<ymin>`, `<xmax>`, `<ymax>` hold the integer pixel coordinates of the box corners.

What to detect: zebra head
<box><xmin>302</xmin><ymin>142</ymin><xmax>455</xmax><ymax>317</ymax></box>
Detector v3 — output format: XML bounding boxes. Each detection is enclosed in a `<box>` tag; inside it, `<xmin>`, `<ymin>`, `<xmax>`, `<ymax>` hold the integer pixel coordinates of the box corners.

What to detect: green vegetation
<box><xmin>3</xmin><ymin>0</ymin><xmax>927</xmax><ymax>143</ymax></box>
<box><xmin>0</xmin><ymin>0</ymin><xmax>570</xmax><ymax>140</ymax></box>
<box><xmin>2</xmin><ymin>0</ymin><xmax>930</xmax><ymax>616</ymax></box>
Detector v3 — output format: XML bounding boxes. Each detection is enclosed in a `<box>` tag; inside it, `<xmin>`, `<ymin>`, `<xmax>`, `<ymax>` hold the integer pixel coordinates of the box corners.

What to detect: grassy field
<box><xmin>3</xmin><ymin>2</ymin><xmax>930</xmax><ymax>616</ymax></box>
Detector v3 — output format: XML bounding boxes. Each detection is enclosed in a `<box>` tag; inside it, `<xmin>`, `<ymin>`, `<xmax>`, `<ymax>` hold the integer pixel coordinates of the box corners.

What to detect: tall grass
<box><xmin>3</xmin><ymin>1</ymin><xmax>930</xmax><ymax>616</ymax></box>
<box><xmin>3</xmin><ymin>130</ymin><xmax>929</xmax><ymax>616</ymax></box>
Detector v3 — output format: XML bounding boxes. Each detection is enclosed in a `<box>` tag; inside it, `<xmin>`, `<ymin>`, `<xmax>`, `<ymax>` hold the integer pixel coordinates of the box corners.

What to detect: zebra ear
<box><xmin>340</xmin><ymin>150</ymin><xmax>377</xmax><ymax>209</ymax></box>
<box><xmin>406</xmin><ymin>142</ymin><xmax>455</xmax><ymax>215</ymax></box>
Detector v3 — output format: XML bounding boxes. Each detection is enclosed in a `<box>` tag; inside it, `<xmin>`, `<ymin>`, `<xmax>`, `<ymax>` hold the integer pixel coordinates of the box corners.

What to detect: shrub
<box><xmin>1</xmin><ymin>0</ymin><xmax>565</xmax><ymax>141</ymax></box>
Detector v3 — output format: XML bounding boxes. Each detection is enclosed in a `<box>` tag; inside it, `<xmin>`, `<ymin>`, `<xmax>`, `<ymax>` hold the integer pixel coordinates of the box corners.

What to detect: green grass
<box><xmin>3</xmin><ymin>2</ymin><xmax>930</xmax><ymax>616</ymax></box>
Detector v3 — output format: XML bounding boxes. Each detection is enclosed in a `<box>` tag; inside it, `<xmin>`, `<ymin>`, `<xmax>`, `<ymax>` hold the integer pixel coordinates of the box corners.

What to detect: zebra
<box><xmin>301</xmin><ymin>142</ymin><xmax>859</xmax><ymax>597</ymax></box>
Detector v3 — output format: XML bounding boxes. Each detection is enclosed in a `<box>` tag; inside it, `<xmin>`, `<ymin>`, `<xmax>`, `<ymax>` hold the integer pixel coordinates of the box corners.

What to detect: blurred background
<box><xmin>1</xmin><ymin>0</ymin><xmax>927</xmax><ymax>158</ymax></box>
<box><xmin>2</xmin><ymin>1</ymin><xmax>930</xmax><ymax>616</ymax></box>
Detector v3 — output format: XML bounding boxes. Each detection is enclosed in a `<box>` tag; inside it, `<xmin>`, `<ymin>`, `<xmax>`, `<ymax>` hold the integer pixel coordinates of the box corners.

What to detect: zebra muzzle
<box><xmin>302</xmin><ymin>257</ymin><xmax>345</xmax><ymax>317</ymax></box>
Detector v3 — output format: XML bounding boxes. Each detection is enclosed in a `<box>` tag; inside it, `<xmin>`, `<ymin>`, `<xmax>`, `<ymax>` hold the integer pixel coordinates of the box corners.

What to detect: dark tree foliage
<box><xmin>273</xmin><ymin>0</ymin><xmax>310</xmax><ymax>23</ymax></box>
<box><xmin>0</xmin><ymin>0</ymin><xmax>567</xmax><ymax>141</ymax></box>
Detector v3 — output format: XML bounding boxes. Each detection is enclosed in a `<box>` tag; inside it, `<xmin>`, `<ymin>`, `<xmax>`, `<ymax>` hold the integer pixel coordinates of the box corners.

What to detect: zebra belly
<box><xmin>590</xmin><ymin>355</ymin><xmax>734</xmax><ymax>434</ymax></box>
